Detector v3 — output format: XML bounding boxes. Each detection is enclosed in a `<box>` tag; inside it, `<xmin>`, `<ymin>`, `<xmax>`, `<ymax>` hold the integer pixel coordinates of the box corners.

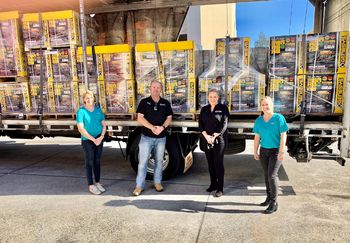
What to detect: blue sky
<box><xmin>236</xmin><ymin>0</ymin><xmax>315</xmax><ymax>46</ymax></box>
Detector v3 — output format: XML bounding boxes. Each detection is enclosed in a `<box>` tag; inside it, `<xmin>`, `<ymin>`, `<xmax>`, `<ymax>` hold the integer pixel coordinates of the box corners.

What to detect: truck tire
<box><xmin>129</xmin><ymin>135</ymin><xmax>181</xmax><ymax>180</ymax></box>
<box><xmin>225</xmin><ymin>139</ymin><xmax>246</xmax><ymax>154</ymax></box>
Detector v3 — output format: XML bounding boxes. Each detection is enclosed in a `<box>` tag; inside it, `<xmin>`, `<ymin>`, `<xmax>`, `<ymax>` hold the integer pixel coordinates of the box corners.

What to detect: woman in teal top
<box><xmin>253</xmin><ymin>96</ymin><xmax>289</xmax><ymax>214</ymax></box>
<box><xmin>77</xmin><ymin>90</ymin><xmax>106</xmax><ymax>195</ymax></box>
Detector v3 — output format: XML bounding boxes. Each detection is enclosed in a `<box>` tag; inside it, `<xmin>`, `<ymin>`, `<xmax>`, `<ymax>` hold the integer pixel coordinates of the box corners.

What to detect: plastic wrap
<box><xmin>268</xmin><ymin>75</ymin><xmax>296</xmax><ymax>112</ymax></box>
<box><xmin>51</xmin><ymin>80</ymin><xmax>74</xmax><ymax>112</ymax></box>
<box><xmin>251</xmin><ymin>47</ymin><xmax>268</xmax><ymax>75</ymax></box>
<box><xmin>78</xmin><ymin>80</ymin><xmax>98</xmax><ymax>107</ymax></box>
<box><xmin>135</xmin><ymin>41</ymin><xmax>198</xmax><ymax>113</ymax></box>
<box><xmin>45</xmin><ymin>48</ymin><xmax>77</xmax><ymax>81</ymax></box>
<box><xmin>215</xmin><ymin>37</ymin><xmax>250</xmax><ymax>76</ymax></box>
<box><xmin>0</xmin><ymin>81</ymin><xmax>31</xmax><ymax>113</ymax></box>
<box><xmin>42</xmin><ymin>10</ymin><xmax>81</xmax><ymax>47</ymax></box>
<box><xmin>29</xmin><ymin>80</ymin><xmax>49</xmax><ymax>112</ymax></box>
<box><xmin>26</xmin><ymin>50</ymin><xmax>46</xmax><ymax>81</ymax></box>
<box><xmin>77</xmin><ymin>48</ymin><xmax>95</xmax><ymax>81</ymax></box>
<box><xmin>0</xmin><ymin>11</ymin><xmax>23</xmax><ymax>46</ymax></box>
<box><xmin>0</xmin><ymin>44</ymin><xmax>27</xmax><ymax>76</ymax></box>
<box><xmin>22</xmin><ymin>13</ymin><xmax>45</xmax><ymax>48</ymax></box>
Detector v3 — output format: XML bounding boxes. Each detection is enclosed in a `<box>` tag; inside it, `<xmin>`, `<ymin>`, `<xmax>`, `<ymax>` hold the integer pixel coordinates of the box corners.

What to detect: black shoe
<box><xmin>260</xmin><ymin>197</ymin><xmax>272</xmax><ymax>206</ymax></box>
<box><xmin>264</xmin><ymin>201</ymin><xmax>278</xmax><ymax>214</ymax></box>
<box><xmin>206</xmin><ymin>185</ymin><xmax>217</xmax><ymax>192</ymax></box>
<box><xmin>215</xmin><ymin>190</ymin><xmax>223</xmax><ymax>197</ymax></box>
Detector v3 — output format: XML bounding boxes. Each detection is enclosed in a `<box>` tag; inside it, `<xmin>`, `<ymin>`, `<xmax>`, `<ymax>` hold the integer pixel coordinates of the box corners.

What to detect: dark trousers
<box><xmin>259</xmin><ymin>147</ymin><xmax>282</xmax><ymax>201</ymax></box>
<box><xmin>202</xmin><ymin>139</ymin><xmax>226</xmax><ymax>192</ymax></box>
<box><xmin>81</xmin><ymin>138</ymin><xmax>104</xmax><ymax>186</ymax></box>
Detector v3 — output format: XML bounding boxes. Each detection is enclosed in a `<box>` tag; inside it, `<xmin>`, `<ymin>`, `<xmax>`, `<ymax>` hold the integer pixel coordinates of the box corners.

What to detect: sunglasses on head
<box><xmin>154</xmin><ymin>103</ymin><xmax>158</xmax><ymax>111</ymax></box>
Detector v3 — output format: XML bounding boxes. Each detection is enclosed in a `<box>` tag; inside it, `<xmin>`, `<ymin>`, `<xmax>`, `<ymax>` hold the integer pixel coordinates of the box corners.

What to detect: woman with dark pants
<box><xmin>253</xmin><ymin>96</ymin><xmax>289</xmax><ymax>213</ymax></box>
<box><xmin>77</xmin><ymin>90</ymin><xmax>107</xmax><ymax>195</ymax></box>
<box><xmin>199</xmin><ymin>88</ymin><xmax>229</xmax><ymax>197</ymax></box>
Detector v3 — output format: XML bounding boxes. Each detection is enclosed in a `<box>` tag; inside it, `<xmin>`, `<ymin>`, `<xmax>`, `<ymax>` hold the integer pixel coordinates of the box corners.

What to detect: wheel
<box><xmin>225</xmin><ymin>139</ymin><xmax>246</xmax><ymax>154</ymax></box>
<box><xmin>129</xmin><ymin>135</ymin><xmax>182</xmax><ymax>180</ymax></box>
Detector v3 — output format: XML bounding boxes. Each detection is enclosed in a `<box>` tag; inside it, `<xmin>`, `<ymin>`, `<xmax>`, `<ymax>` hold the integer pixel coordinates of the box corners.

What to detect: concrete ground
<box><xmin>0</xmin><ymin>136</ymin><xmax>349</xmax><ymax>243</ymax></box>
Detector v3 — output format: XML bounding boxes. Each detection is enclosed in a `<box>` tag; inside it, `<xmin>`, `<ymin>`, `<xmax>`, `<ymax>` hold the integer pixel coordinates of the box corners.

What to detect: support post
<box><xmin>80</xmin><ymin>0</ymin><xmax>89</xmax><ymax>89</ymax></box>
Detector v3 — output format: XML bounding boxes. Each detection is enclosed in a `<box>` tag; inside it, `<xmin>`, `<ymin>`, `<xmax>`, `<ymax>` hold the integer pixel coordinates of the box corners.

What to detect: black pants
<box><xmin>202</xmin><ymin>138</ymin><xmax>226</xmax><ymax>192</ymax></box>
<box><xmin>259</xmin><ymin>147</ymin><xmax>282</xmax><ymax>201</ymax></box>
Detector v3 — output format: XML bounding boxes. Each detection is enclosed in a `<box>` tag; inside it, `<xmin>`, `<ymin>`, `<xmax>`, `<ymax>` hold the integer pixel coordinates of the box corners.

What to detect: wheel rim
<box><xmin>146</xmin><ymin>149</ymin><xmax>170</xmax><ymax>174</ymax></box>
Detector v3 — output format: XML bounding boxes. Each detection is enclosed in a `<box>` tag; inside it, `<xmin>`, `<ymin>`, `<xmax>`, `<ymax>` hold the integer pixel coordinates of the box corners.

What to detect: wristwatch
<box><xmin>162</xmin><ymin>125</ymin><xmax>166</xmax><ymax>129</ymax></box>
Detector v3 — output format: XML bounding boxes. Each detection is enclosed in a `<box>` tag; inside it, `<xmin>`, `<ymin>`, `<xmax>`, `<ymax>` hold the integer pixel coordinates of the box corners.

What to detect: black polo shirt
<box><xmin>137</xmin><ymin>96</ymin><xmax>173</xmax><ymax>138</ymax></box>
<box><xmin>198</xmin><ymin>103</ymin><xmax>229</xmax><ymax>143</ymax></box>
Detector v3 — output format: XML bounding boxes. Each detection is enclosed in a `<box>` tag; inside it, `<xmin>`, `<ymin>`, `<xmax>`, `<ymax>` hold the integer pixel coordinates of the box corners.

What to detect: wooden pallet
<box><xmin>104</xmin><ymin>113</ymin><xmax>136</xmax><ymax>120</ymax></box>
<box><xmin>0</xmin><ymin>76</ymin><xmax>29</xmax><ymax>82</ymax></box>
<box><xmin>25</xmin><ymin>113</ymin><xmax>76</xmax><ymax>120</ymax></box>
<box><xmin>173</xmin><ymin>113</ymin><xmax>197</xmax><ymax>121</ymax></box>
<box><xmin>25</xmin><ymin>44</ymin><xmax>78</xmax><ymax>52</ymax></box>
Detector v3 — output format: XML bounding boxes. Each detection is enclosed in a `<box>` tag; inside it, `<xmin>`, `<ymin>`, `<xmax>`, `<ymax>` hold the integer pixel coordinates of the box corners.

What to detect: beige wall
<box><xmin>324</xmin><ymin>0</ymin><xmax>350</xmax><ymax>32</ymax></box>
<box><xmin>200</xmin><ymin>4</ymin><xmax>237</xmax><ymax>50</ymax></box>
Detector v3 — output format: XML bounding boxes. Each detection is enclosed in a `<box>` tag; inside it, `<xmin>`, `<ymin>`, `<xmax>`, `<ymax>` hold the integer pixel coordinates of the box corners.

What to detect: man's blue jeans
<box><xmin>136</xmin><ymin>134</ymin><xmax>166</xmax><ymax>188</ymax></box>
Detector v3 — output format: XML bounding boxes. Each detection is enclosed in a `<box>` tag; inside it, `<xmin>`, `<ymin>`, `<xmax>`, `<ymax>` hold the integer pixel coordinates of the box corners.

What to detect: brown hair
<box><xmin>208</xmin><ymin>88</ymin><xmax>220</xmax><ymax>97</ymax></box>
<box><xmin>82</xmin><ymin>90</ymin><xmax>96</xmax><ymax>104</ymax></box>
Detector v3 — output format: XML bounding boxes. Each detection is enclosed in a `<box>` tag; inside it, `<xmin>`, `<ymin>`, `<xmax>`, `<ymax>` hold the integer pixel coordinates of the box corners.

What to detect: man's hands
<box><xmin>152</xmin><ymin>126</ymin><xmax>164</xmax><ymax>135</ymax></box>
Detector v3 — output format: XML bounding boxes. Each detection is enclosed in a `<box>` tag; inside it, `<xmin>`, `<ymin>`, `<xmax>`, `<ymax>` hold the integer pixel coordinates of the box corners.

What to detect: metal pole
<box><xmin>39</xmin><ymin>12</ymin><xmax>44</xmax><ymax>116</ymax></box>
<box><xmin>224</xmin><ymin>35</ymin><xmax>230</xmax><ymax>106</ymax></box>
<box><xmin>79</xmin><ymin>0</ymin><xmax>89</xmax><ymax>89</ymax></box>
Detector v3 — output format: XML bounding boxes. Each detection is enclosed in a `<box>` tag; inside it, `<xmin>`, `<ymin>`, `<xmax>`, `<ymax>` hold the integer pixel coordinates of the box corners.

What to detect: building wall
<box><xmin>200</xmin><ymin>4</ymin><xmax>237</xmax><ymax>50</ymax></box>
<box><xmin>324</xmin><ymin>0</ymin><xmax>350</xmax><ymax>32</ymax></box>
<box><xmin>186</xmin><ymin>6</ymin><xmax>202</xmax><ymax>47</ymax></box>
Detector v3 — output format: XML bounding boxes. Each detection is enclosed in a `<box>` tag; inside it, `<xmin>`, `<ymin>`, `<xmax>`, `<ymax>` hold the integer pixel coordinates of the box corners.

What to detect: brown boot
<box><xmin>133</xmin><ymin>187</ymin><xmax>144</xmax><ymax>196</ymax></box>
<box><xmin>154</xmin><ymin>184</ymin><xmax>164</xmax><ymax>192</ymax></box>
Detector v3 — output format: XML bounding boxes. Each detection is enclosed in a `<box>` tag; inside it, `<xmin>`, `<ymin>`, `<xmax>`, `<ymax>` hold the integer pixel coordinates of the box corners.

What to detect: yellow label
<box><xmin>48</xmin><ymin>81</ymin><xmax>55</xmax><ymax>112</ymax></box>
<box><xmin>243</xmin><ymin>37</ymin><xmax>250</xmax><ymax>75</ymax></box>
<box><xmin>338</xmin><ymin>32</ymin><xmax>348</xmax><ymax>74</ymax></box>
<box><xmin>189</xmin><ymin>78</ymin><xmax>196</xmax><ymax>113</ymax></box>
<box><xmin>72</xmin><ymin>81</ymin><xmax>79</xmax><ymax>112</ymax></box>
<box><xmin>71</xmin><ymin>48</ymin><xmax>78</xmax><ymax>81</ymax></box>
<box><xmin>295</xmin><ymin>75</ymin><xmax>305</xmax><ymax>113</ymax></box>
<box><xmin>97</xmin><ymin>54</ymin><xmax>104</xmax><ymax>81</ymax></box>
<box><xmin>98</xmin><ymin>80</ymin><xmax>107</xmax><ymax>113</ymax></box>
<box><xmin>126</xmin><ymin>80</ymin><xmax>136</xmax><ymax>113</ymax></box>
<box><xmin>21</xmin><ymin>82</ymin><xmax>31</xmax><ymax>112</ymax></box>
<box><xmin>188</xmin><ymin>49</ymin><xmax>195</xmax><ymax>78</ymax></box>
<box><xmin>334</xmin><ymin>73</ymin><xmax>346</xmax><ymax>113</ymax></box>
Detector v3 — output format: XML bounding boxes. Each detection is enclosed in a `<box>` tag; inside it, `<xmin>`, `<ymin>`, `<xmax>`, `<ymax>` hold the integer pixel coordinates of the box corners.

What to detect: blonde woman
<box><xmin>77</xmin><ymin>90</ymin><xmax>106</xmax><ymax>195</ymax></box>
<box><xmin>253</xmin><ymin>96</ymin><xmax>289</xmax><ymax>214</ymax></box>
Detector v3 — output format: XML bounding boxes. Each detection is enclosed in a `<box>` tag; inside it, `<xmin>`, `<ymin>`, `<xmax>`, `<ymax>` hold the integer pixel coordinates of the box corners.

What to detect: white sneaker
<box><xmin>96</xmin><ymin>184</ymin><xmax>106</xmax><ymax>193</ymax></box>
<box><xmin>89</xmin><ymin>186</ymin><xmax>101</xmax><ymax>195</ymax></box>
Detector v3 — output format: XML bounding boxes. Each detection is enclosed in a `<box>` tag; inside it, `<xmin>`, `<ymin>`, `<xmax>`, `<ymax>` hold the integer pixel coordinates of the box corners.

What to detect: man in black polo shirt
<box><xmin>133</xmin><ymin>80</ymin><xmax>173</xmax><ymax>196</ymax></box>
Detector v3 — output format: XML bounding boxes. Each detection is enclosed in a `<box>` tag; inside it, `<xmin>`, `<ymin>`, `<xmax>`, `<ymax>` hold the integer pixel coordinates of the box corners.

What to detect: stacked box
<box><xmin>51</xmin><ymin>80</ymin><xmax>74</xmax><ymax>112</ymax></box>
<box><xmin>135</xmin><ymin>41</ymin><xmax>198</xmax><ymax>113</ymax></box>
<box><xmin>26</xmin><ymin>50</ymin><xmax>46</xmax><ymax>81</ymax></box>
<box><xmin>231</xmin><ymin>73</ymin><xmax>265</xmax><ymax>111</ymax></box>
<box><xmin>0</xmin><ymin>44</ymin><xmax>28</xmax><ymax>76</ymax></box>
<box><xmin>215</xmin><ymin>37</ymin><xmax>250</xmax><ymax>76</ymax></box>
<box><xmin>251</xmin><ymin>47</ymin><xmax>268</xmax><ymax>75</ymax></box>
<box><xmin>298</xmin><ymin>32</ymin><xmax>348</xmax><ymax>75</ymax></box>
<box><xmin>78</xmin><ymin>80</ymin><xmax>98</xmax><ymax>108</ymax></box>
<box><xmin>77</xmin><ymin>46</ymin><xmax>96</xmax><ymax>81</ymax></box>
<box><xmin>294</xmin><ymin>31</ymin><xmax>349</xmax><ymax>113</ymax></box>
<box><xmin>29</xmin><ymin>80</ymin><xmax>49</xmax><ymax>112</ymax></box>
<box><xmin>270</xmin><ymin>35</ymin><xmax>298</xmax><ymax>76</ymax></box>
<box><xmin>269</xmin><ymin>75</ymin><xmax>296</xmax><ymax>112</ymax></box>
<box><xmin>22</xmin><ymin>13</ymin><xmax>45</xmax><ymax>48</ymax></box>
<box><xmin>45</xmin><ymin>48</ymin><xmax>77</xmax><ymax>81</ymax></box>
<box><xmin>42</xmin><ymin>10</ymin><xmax>81</xmax><ymax>48</ymax></box>
<box><xmin>0</xmin><ymin>11</ymin><xmax>23</xmax><ymax>46</ymax></box>
<box><xmin>202</xmin><ymin>50</ymin><xmax>215</xmax><ymax>73</ymax></box>
<box><xmin>0</xmin><ymin>81</ymin><xmax>31</xmax><ymax>113</ymax></box>
<box><xmin>198</xmin><ymin>76</ymin><xmax>227</xmax><ymax>109</ymax></box>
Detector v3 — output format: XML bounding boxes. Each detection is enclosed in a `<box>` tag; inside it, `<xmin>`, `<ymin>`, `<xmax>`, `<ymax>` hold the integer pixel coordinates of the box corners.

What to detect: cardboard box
<box><xmin>95</xmin><ymin>45</ymin><xmax>134</xmax><ymax>80</ymax></box>
<box><xmin>45</xmin><ymin>48</ymin><xmax>77</xmax><ymax>81</ymax></box>
<box><xmin>198</xmin><ymin>76</ymin><xmax>230</xmax><ymax>109</ymax></box>
<box><xmin>26</xmin><ymin>50</ymin><xmax>46</xmax><ymax>81</ymax></box>
<box><xmin>0</xmin><ymin>11</ymin><xmax>23</xmax><ymax>46</ymax></box>
<box><xmin>268</xmin><ymin>75</ymin><xmax>296</xmax><ymax>112</ymax></box>
<box><xmin>49</xmin><ymin>80</ymin><xmax>74</xmax><ymax>112</ymax></box>
<box><xmin>29</xmin><ymin>80</ymin><xmax>49</xmax><ymax>112</ymax></box>
<box><xmin>251</xmin><ymin>47</ymin><xmax>268</xmax><ymax>74</ymax></box>
<box><xmin>77</xmin><ymin>47</ymin><xmax>96</xmax><ymax>81</ymax></box>
<box><xmin>0</xmin><ymin>81</ymin><xmax>31</xmax><ymax>113</ymax></box>
<box><xmin>0</xmin><ymin>44</ymin><xmax>28</xmax><ymax>76</ymax></box>
<box><xmin>105</xmin><ymin>79</ymin><xmax>136</xmax><ymax>113</ymax></box>
<box><xmin>42</xmin><ymin>10</ymin><xmax>81</xmax><ymax>47</ymax></box>
<box><xmin>269</xmin><ymin>35</ymin><xmax>297</xmax><ymax>76</ymax></box>
<box><xmin>298</xmin><ymin>31</ymin><xmax>349</xmax><ymax>75</ymax></box>
<box><xmin>231</xmin><ymin>74</ymin><xmax>265</xmax><ymax>111</ymax></box>
<box><xmin>22</xmin><ymin>13</ymin><xmax>45</xmax><ymax>48</ymax></box>
<box><xmin>215</xmin><ymin>37</ymin><xmax>250</xmax><ymax>76</ymax></box>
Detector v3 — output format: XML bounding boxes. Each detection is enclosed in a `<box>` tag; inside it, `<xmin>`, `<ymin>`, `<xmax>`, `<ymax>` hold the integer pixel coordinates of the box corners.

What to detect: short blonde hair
<box><xmin>260</xmin><ymin>96</ymin><xmax>274</xmax><ymax>111</ymax></box>
<box><xmin>82</xmin><ymin>90</ymin><xmax>96</xmax><ymax>104</ymax></box>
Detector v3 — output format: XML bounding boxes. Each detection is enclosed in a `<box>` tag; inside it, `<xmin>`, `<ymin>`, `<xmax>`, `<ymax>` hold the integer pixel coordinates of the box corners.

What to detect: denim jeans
<box><xmin>259</xmin><ymin>147</ymin><xmax>282</xmax><ymax>201</ymax></box>
<box><xmin>136</xmin><ymin>134</ymin><xmax>166</xmax><ymax>188</ymax></box>
<box><xmin>81</xmin><ymin>138</ymin><xmax>104</xmax><ymax>186</ymax></box>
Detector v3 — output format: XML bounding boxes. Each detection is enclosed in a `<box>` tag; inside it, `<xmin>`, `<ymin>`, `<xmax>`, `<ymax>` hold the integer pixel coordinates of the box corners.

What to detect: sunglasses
<box><xmin>154</xmin><ymin>103</ymin><xmax>158</xmax><ymax>111</ymax></box>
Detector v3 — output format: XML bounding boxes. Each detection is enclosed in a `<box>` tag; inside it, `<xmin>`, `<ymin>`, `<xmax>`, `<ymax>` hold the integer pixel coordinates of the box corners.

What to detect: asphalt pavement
<box><xmin>0</xmin><ymin>136</ymin><xmax>349</xmax><ymax>243</ymax></box>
